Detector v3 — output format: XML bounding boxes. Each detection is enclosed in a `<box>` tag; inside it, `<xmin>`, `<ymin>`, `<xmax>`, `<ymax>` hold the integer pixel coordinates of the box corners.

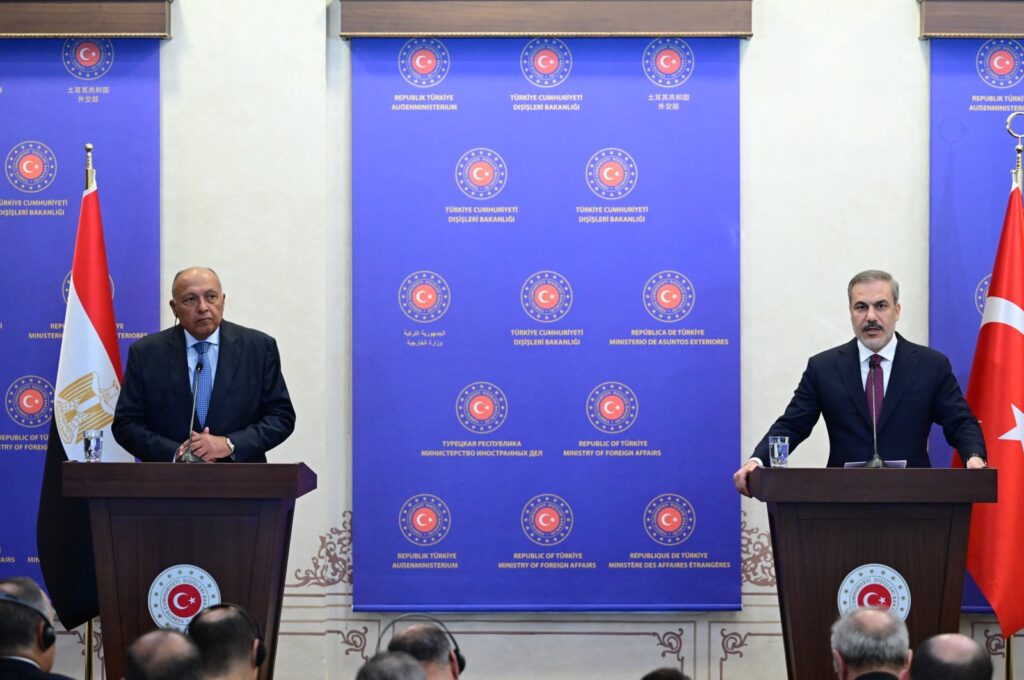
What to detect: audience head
<box><xmin>0</xmin><ymin>576</ymin><xmax>58</xmax><ymax>672</ymax></box>
<box><xmin>385</xmin><ymin>619</ymin><xmax>463</xmax><ymax>680</ymax></box>
<box><xmin>188</xmin><ymin>603</ymin><xmax>264</xmax><ymax>680</ymax></box>
<box><xmin>641</xmin><ymin>668</ymin><xmax>691</xmax><ymax>680</ymax></box>
<box><xmin>909</xmin><ymin>633</ymin><xmax>992</xmax><ymax>680</ymax></box>
<box><xmin>124</xmin><ymin>629</ymin><xmax>202</xmax><ymax>680</ymax></box>
<box><xmin>830</xmin><ymin>607</ymin><xmax>911</xmax><ymax>679</ymax></box>
<box><xmin>357</xmin><ymin>651</ymin><xmax>427</xmax><ymax>680</ymax></box>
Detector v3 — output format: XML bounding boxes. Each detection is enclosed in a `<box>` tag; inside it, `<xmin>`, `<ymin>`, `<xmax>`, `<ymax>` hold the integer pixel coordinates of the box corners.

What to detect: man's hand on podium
<box><xmin>966</xmin><ymin>455</ymin><xmax>987</xmax><ymax>469</ymax></box>
<box><xmin>188</xmin><ymin>427</ymin><xmax>233</xmax><ymax>462</ymax></box>
<box><xmin>733</xmin><ymin>458</ymin><xmax>760</xmax><ymax>497</ymax></box>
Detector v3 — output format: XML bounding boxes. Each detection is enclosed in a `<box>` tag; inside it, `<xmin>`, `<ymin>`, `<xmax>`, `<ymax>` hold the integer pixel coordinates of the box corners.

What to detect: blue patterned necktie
<box><xmin>193</xmin><ymin>341</ymin><xmax>212</xmax><ymax>428</ymax></box>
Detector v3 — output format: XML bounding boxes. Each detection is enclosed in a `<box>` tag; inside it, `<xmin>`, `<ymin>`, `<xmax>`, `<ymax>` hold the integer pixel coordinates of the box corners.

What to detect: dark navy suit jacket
<box><xmin>752</xmin><ymin>334</ymin><xmax>985</xmax><ymax>468</ymax></box>
<box><xmin>112</xmin><ymin>320</ymin><xmax>295</xmax><ymax>462</ymax></box>
<box><xmin>0</xmin><ymin>658</ymin><xmax>75</xmax><ymax>679</ymax></box>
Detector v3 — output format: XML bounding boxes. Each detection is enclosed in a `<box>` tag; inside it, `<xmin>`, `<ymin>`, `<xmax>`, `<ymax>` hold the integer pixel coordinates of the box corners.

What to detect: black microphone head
<box><xmin>197</xmin><ymin>361</ymin><xmax>204</xmax><ymax>371</ymax></box>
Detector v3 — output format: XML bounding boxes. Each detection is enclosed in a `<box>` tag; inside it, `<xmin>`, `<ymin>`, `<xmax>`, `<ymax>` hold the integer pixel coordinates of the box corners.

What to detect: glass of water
<box><xmin>768</xmin><ymin>436</ymin><xmax>789</xmax><ymax>468</ymax></box>
<box><xmin>83</xmin><ymin>430</ymin><xmax>103</xmax><ymax>462</ymax></box>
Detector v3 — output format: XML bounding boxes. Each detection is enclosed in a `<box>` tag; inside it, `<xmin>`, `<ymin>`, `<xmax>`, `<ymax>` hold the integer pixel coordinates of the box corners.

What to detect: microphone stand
<box><xmin>177</xmin><ymin>361</ymin><xmax>204</xmax><ymax>463</ymax></box>
<box><xmin>865</xmin><ymin>359</ymin><xmax>885</xmax><ymax>468</ymax></box>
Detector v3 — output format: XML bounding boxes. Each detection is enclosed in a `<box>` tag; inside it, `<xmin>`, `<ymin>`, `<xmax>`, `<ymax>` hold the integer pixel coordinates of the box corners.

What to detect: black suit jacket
<box><xmin>752</xmin><ymin>334</ymin><xmax>985</xmax><ymax>468</ymax></box>
<box><xmin>112</xmin><ymin>320</ymin><xmax>296</xmax><ymax>462</ymax></box>
<box><xmin>0</xmin><ymin>658</ymin><xmax>75</xmax><ymax>679</ymax></box>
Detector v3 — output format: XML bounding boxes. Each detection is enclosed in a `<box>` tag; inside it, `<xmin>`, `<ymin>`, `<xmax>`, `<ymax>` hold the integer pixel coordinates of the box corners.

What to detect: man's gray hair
<box><xmin>848</xmin><ymin>270</ymin><xmax>899</xmax><ymax>304</ymax></box>
<box><xmin>171</xmin><ymin>266</ymin><xmax>219</xmax><ymax>288</ymax></box>
<box><xmin>357</xmin><ymin>651</ymin><xmax>427</xmax><ymax>680</ymax></box>
<box><xmin>0</xmin><ymin>577</ymin><xmax>51</xmax><ymax>655</ymax></box>
<box><xmin>831</xmin><ymin>607</ymin><xmax>910</xmax><ymax>670</ymax></box>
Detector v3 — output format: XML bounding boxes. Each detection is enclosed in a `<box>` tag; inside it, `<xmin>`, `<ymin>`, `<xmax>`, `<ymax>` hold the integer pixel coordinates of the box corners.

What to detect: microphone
<box><xmin>177</xmin><ymin>360</ymin><xmax>204</xmax><ymax>463</ymax></box>
<box><xmin>865</xmin><ymin>357</ymin><xmax>885</xmax><ymax>469</ymax></box>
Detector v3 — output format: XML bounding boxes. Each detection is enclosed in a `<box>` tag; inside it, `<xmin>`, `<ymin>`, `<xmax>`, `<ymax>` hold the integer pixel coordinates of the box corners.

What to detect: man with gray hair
<box><xmin>735</xmin><ymin>269</ymin><xmax>986</xmax><ymax>494</ymax></box>
<box><xmin>0</xmin><ymin>577</ymin><xmax>73</xmax><ymax>679</ymax></box>
<box><xmin>113</xmin><ymin>266</ymin><xmax>295</xmax><ymax>463</ymax></box>
<box><xmin>357</xmin><ymin>652</ymin><xmax>427</xmax><ymax>680</ymax></box>
<box><xmin>386</xmin><ymin>624</ymin><xmax>462</xmax><ymax>680</ymax></box>
<box><xmin>909</xmin><ymin>633</ymin><xmax>993</xmax><ymax>680</ymax></box>
<box><xmin>830</xmin><ymin>607</ymin><xmax>911</xmax><ymax>679</ymax></box>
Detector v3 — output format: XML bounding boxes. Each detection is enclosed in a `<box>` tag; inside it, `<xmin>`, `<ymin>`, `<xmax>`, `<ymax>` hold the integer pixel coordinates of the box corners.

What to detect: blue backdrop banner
<box><xmin>929</xmin><ymin>38</ymin><xmax>1024</xmax><ymax>613</ymax></box>
<box><xmin>352</xmin><ymin>37</ymin><xmax>740</xmax><ymax>611</ymax></box>
<box><xmin>0</xmin><ymin>39</ymin><xmax>160</xmax><ymax>582</ymax></box>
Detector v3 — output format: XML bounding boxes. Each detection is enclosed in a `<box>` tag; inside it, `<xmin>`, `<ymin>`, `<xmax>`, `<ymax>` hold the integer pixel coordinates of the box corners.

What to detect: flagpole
<box><xmin>1006</xmin><ymin>631</ymin><xmax>1013</xmax><ymax>680</ymax></box>
<box><xmin>84</xmin><ymin>143</ymin><xmax>94</xmax><ymax>191</ymax></box>
<box><xmin>82</xmin><ymin>142</ymin><xmax>95</xmax><ymax>680</ymax></box>
<box><xmin>1006</xmin><ymin>111</ymin><xmax>1024</xmax><ymax>186</ymax></box>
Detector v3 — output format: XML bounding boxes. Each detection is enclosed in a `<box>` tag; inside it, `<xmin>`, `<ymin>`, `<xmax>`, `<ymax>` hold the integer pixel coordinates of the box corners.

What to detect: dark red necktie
<box><xmin>866</xmin><ymin>354</ymin><xmax>884</xmax><ymax>424</ymax></box>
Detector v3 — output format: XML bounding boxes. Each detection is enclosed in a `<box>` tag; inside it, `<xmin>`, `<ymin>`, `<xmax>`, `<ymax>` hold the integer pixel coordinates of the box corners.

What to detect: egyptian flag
<box><xmin>959</xmin><ymin>177</ymin><xmax>1024</xmax><ymax>638</ymax></box>
<box><xmin>36</xmin><ymin>167</ymin><xmax>132</xmax><ymax>630</ymax></box>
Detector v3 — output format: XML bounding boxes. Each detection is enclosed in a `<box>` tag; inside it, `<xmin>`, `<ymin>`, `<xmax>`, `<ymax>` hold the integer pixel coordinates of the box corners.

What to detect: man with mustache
<box><xmin>734</xmin><ymin>270</ymin><xmax>986</xmax><ymax>495</ymax></box>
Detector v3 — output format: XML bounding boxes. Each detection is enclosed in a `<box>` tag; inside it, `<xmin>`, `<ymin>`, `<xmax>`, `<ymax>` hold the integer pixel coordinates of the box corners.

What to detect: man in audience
<box><xmin>356</xmin><ymin>651</ymin><xmax>426</xmax><ymax>680</ymax></box>
<box><xmin>831</xmin><ymin>607</ymin><xmax>912</xmax><ymax>679</ymax></box>
<box><xmin>386</xmin><ymin>623</ymin><xmax>462</xmax><ymax>680</ymax></box>
<box><xmin>123</xmin><ymin>629</ymin><xmax>201</xmax><ymax>680</ymax></box>
<box><xmin>0</xmin><ymin>577</ymin><xmax>73</xmax><ymax>679</ymax></box>
<box><xmin>188</xmin><ymin>604</ymin><xmax>263</xmax><ymax>680</ymax></box>
<box><xmin>909</xmin><ymin>633</ymin><xmax>992</xmax><ymax>680</ymax></box>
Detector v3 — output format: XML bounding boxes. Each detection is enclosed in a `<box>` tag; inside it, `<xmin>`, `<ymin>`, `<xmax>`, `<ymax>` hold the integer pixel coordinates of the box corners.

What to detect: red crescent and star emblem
<box><xmin>148</xmin><ymin>565</ymin><xmax>221</xmax><ymax>631</ymax></box>
<box><xmin>837</xmin><ymin>563</ymin><xmax>911</xmax><ymax>620</ymax></box>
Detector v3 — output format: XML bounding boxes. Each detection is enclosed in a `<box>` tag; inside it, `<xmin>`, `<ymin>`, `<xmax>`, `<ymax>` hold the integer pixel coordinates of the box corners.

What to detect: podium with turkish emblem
<box><xmin>62</xmin><ymin>462</ymin><xmax>316</xmax><ymax>680</ymax></box>
<box><xmin>749</xmin><ymin>467</ymin><xmax>996</xmax><ymax>680</ymax></box>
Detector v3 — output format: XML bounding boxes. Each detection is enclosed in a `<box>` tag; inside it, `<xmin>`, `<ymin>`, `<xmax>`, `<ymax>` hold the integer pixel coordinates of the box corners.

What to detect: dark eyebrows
<box><xmin>853</xmin><ymin>299</ymin><xmax>892</xmax><ymax>309</ymax></box>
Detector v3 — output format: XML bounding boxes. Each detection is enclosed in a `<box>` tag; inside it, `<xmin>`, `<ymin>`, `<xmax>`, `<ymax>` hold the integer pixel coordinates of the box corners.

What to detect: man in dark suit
<box><xmin>0</xmin><ymin>577</ymin><xmax>74</xmax><ymax>680</ymax></box>
<box><xmin>734</xmin><ymin>270</ymin><xmax>986</xmax><ymax>495</ymax></box>
<box><xmin>113</xmin><ymin>267</ymin><xmax>295</xmax><ymax>462</ymax></box>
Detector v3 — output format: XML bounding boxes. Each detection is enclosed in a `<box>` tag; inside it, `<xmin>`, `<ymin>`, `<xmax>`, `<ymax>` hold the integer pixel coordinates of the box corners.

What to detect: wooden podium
<box><xmin>63</xmin><ymin>462</ymin><xmax>317</xmax><ymax>680</ymax></box>
<box><xmin>749</xmin><ymin>467</ymin><xmax>996</xmax><ymax>680</ymax></box>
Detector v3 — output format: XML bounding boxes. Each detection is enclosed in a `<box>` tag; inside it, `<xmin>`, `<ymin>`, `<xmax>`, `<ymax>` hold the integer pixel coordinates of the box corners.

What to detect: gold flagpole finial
<box><xmin>1005</xmin><ymin>112</ymin><xmax>1024</xmax><ymax>186</ymax></box>
<box><xmin>84</xmin><ymin>143</ymin><xmax>94</xmax><ymax>190</ymax></box>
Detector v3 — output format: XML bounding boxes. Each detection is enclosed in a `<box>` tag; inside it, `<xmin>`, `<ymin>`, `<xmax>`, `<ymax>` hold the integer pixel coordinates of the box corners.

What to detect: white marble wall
<box><xmin>47</xmin><ymin>0</ymin><xmax>1018</xmax><ymax>677</ymax></box>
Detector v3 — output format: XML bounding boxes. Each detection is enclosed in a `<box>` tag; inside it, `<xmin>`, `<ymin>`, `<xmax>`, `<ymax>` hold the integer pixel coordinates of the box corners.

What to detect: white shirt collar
<box><xmin>184</xmin><ymin>326</ymin><xmax>221</xmax><ymax>349</ymax></box>
<box><xmin>857</xmin><ymin>334</ymin><xmax>897</xmax><ymax>363</ymax></box>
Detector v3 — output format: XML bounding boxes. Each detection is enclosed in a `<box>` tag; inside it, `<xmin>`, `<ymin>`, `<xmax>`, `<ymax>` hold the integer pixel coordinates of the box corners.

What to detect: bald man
<box><xmin>387</xmin><ymin>624</ymin><xmax>461</xmax><ymax>680</ymax></box>
<box><xmin>830</xmin><ymin>607</ymin><xmax>911</xmax><ymax>680</ymax></box>
<box><xmin>909</xmin><ymin>634</ymin><xmax>992</xmax><ymax>680</ymax></box>
<box><xmin>123</xmin><ymin>630</ymin><xmax>201</xmax><ymax>680</ymax></box>
<box><xmin>113</xmin><ymin>267</ymin><xmax>295</xmax><ymax>463</ymax></box>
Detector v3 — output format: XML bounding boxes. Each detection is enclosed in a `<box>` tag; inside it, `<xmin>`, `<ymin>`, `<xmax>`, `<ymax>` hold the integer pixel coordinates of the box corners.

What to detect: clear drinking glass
<box><xmin>83</xmin><ymin>429</ymin><xmax>103</xmax><ymax>462</ymax></box>
<box><xmin>768</xmin><ymin>436</ymin><xmax>789</xmax><ymax>468</ymax></box>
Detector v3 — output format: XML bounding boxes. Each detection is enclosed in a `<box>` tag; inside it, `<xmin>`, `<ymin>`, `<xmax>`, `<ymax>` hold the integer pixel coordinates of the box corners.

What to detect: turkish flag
<box><xmin>959</xmin><ymin>180</ymin><xmax>1024</xmax><ymax>638</ymax></box>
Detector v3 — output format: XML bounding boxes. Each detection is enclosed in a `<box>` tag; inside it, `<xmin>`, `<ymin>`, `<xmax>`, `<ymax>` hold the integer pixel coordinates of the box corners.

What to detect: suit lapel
<box><xmin>208</xmin><ymin>321</ymin><xmax>240</xmax><ymax>428</ymax></box>
<box><xmin>877</xmin><ymin>333</ymin><xmax>919</xmax><ymax>431</ymax></box>
<box><xmin>836</xmin><ymin>338</ymin><xmax>872</xmax><ymax>428</ymax></box>
<box><xmin>165</xmin><ymin>327</ymin><xmax>193</xmax><ymax>418</ymax></box>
